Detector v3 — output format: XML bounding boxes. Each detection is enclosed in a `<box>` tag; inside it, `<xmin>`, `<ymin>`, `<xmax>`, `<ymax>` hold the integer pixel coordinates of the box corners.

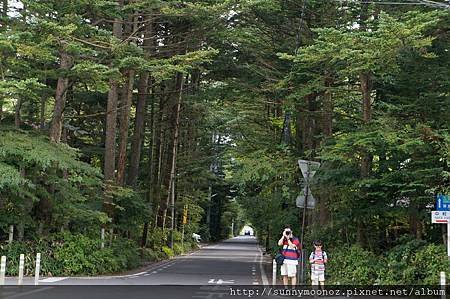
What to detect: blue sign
<box><xmin>436</xmin><ymin>194</ymin><xmax>450</xmax><ymax>211</ymax></box>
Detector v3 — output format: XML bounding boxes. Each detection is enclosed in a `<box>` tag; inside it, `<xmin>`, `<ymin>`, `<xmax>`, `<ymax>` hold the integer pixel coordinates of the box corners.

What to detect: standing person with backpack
<box><xmin>309</xmin><ymin>240</ymin><xmax>328</xmax><ymax>289</ymax></box>
<box><xmin>277</xmin><ymin>225</ymin><xmax>301</xmax><ymax>288</ymax></box>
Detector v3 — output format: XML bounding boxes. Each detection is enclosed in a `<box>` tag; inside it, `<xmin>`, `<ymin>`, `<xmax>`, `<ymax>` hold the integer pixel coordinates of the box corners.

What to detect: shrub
<box><xmin>326</xmin><ymin>245</ymin><xmax>382</xmax><ymax>285</ymax></box>
<box><xmin>110</xmin><ymin>238</ymin><xmax>140</xmax><ymax>270</ymax></box>
<box><xmin>147</xmin><ymin>228</ymin><xmax>167</xmax><ymax>249</ymax></box>
<box><xmin>411</xmin><ymin>243</ymin><xmax>450</xmax><ymax>285</ymax></box>
<box><xmin>141</xmin><ymin>248</ymin><xmax>163</xmax><ymax>262</ymax></box>
<box><xmin>0</xmin><ymin>232</ymin><xmax>142</xmax><ymax>276</ymax></box>
<box><xmin>173</xmin><ymin>243</ymin><xmax>183</xmax><ymax>255</ymax></box>
<box><xmin>378</xmin><ymin>237</ymin><xmax>427</xmax><ymax>284</ymax></box>
<box><xmin>161</xmin><ymin>246</ymin><xmax>174</xmax><ymax>258</ymax></box>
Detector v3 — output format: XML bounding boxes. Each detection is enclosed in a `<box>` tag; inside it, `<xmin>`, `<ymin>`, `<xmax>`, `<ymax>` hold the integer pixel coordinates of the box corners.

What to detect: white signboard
<box><xmin>298</xmin><ymin>160</ymin><xmax>321</xmax><ymax>180</ymax></box>
<box><xmin>296</xmin><ymin>187</ymin><xmax>316</xmax><ymax>209</ymax></box>
<box><xmin>431</xmin><ymin>211</ymin><xmax>450</xmax><ymax>223</ymax></box>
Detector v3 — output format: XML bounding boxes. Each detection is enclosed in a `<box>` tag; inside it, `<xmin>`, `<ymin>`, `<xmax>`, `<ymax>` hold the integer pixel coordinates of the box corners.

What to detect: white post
<box><xmin>272</xmin><ymin>259</ymin><xmax>277</xmax><ymax>285</ymax></box>
<box><xmin>447</xmin><ymin>223</ymin><xmax>450</xmax><ymax>260</ymax></box>
<box><xmin>101</xmin><ymin>228</ymin><xmax>105</xmax><ymax>249</ymax></box>
<box><xmin>440</xmin><ymin>271</ymin><xmax>446</xmax><ymax>299</ymax></box>
<box><xmin>0</xmin><ymin>256</ymin><xmax>6</xmax><ymax>285</ymax></box>
<box><xmin>18</xmin><ymin>254</ymin><xmax>24</xmax><ymax>285</ymax></box>
<box><xmin>109</xmin><ymin>228</ymin><xmax>113</xmax><ymax>245</ymax></box>
<box><xmin>34</xmin><ymin>253</ymin><xmax>41</xmax><ymax>285</ymax></box>
<box><xmin>8</xmin><ymin>225</ymin><xmax>14</xmax><ymax>244</ymax></box>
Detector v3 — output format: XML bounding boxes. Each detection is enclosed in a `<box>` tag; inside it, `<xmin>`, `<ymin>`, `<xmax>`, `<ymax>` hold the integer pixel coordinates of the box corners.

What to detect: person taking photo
<box><xmin>277</xmin><ymin>225</ymin><xmax>301</xmax><ymax>288</ymax></box>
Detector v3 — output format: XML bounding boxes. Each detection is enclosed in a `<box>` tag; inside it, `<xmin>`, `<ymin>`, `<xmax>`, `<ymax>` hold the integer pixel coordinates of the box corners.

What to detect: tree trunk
<box><xmin>322</xmin><ymin>75</ymin><xmax>333</xmax><ymax>137</ymax></box>
<box><xmin>128</xmin><ymin>72</ymin><xmax>149</xmax><ymax>187</ymax></box>
<box><xmin>154</xmin><ymin>94</ymin><xmax>165</xmax><ymax>228</ymax></box>
<box><xmin>281</xmin><ymin>111</ymin><xmax>292</xmax><ymax>144</ymax></box>
<box><xmin>319</xmin><ymin>75</ymin><xmax>333</xmax><ymax>226</ymax></box>
<box><xmin>1</xmin><ymin>0</ymin><xmax>7</xmax><ymax>27</ymax></box>
<box><xmin>360</xmin><ymin>72</ymin><xmax>373</xmax><ymax>177</ymax></box>
<box><xmin>40</xmin><ymin>90</ymin><xmax>46</xmax><ymax>130</ymax></box>
<box><xmin>104</xmin><ymin>80</ymin><xmax>119</xmax><ymax>183</ymax></box>
<box><xmin>49</xmin><ymin>50</ymin><xmax>72</xmax><ymax>143</ymax></box>
<box><xmin>162</xmin><ymin>74</ymin><xmax>185</xmax><ymax>231</ymax></box>
<box><xmin>103</xmin><ymin>0</ymin><xmax>123</xmax><ymax>216</ymax></box>
<box><xmin>116</xmin><ymin>70</ymin><xmax>135</xmax><ymax>185</ymax></box>
<box><xmin>357</xmin><ymin>72</ymin><xmax>373</xmax><ymax>246</ymax></box>
<box><xmin>304</xmin><ymin>93</ymin><xmax>317</xmax><ymax>152</ymax></box>
<box><xmin>295</xmin><ymin>106</ymin><xmax>303</xmax><ymax>153</ymax></box>
<box><xmin>140</xmin><ymin>78</ymin><xmax>155</xmax><ymax>247</ymax></box>
<box><xmin>14</xmin><ymin>98</ymin><xmax>21</xmax><ymax>128</ymax></box>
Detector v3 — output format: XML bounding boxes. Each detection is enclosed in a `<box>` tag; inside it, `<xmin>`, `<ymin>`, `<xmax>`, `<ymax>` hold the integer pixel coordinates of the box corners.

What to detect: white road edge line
<box><xmin>39</xmin><ymin>277</ymin><xmax>67</xmax><ymax>283</ymax></box>
<box><xmin>258</xmin><ymin>246</ymin><xmax>269</xmax><ymax>286</ymax></box>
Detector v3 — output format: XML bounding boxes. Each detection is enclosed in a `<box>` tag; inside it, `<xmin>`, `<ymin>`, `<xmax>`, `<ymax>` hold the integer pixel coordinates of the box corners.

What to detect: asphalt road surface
<box><xmin>1</xmin><ymin>236</ymin><xmax>438</xmax><ymax>299</ymax></box>
<box><xmin>0</xmin><ymin>236</ymin><xmax>273</xmax><ymax>299</ymax></box>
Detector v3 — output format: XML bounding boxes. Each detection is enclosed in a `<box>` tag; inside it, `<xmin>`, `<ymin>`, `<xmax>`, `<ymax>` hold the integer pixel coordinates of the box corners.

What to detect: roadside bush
<box><xmin>0</xmin><ymin>232</ymin><xmax>142</xmax><ymax>276</ymax></box>
<box><xmin>141</xmin><ymin>248</ymin><xmax>165</xmax><ymax>262</ymax></box>
<box><xmin>410</xmin><ymin>243</ymin><xmax>450</xmax><ymax>285</ymax></box>
<box><xmin>110</xmin><ymin>238</ymin><xmax>140</xmax><ymax>270</ymax></box>
<box><xmin>326</xmin><ymin>245</ymin><xmax>382</xmax><ymax>285</ymax></box>
<box><xmin>161</xmin><ymin>245</ymin><xmax>174</xmax><ymax>258</ymax></box>
<box><xmin>173</xmin><ymin>243</ymin><xmax>183</xmax><ymax>255</ymax></box>
<box><xmin>378</xmin><ymin>237</ymin><xmax>427</xmax><ymax>284</ymax></box>
<box><xmin>147</xmin><ymin>228</ymin><xmax>167</xmax><ymax>249</ymax></box>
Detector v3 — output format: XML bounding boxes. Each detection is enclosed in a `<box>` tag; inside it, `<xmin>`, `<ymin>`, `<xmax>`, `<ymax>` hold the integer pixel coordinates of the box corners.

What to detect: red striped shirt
<box><xmin>281</xmin><ymin>237</ymin><xmax>301</xmax><ymax>260</ymax></box>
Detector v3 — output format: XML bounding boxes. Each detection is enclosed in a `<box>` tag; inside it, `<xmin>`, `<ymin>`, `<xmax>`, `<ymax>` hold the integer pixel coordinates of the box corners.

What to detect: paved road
<box><xmin>0</xmin><ymin>236</ymin><xmax>273</xmax><ymax>299</ymax></box>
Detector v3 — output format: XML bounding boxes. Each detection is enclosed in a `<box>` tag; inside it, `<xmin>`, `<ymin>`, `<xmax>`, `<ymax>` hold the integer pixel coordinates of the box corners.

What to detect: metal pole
<box><xmin>101</xmin><ymin>228</ymin><xmax>105</xmax><ymax>249</ymax></box>
<box><xmin>299</xmin><ymin>162</ymin><xmax>310</xmax><ymax>284</ymax></box>
<box><xmin>34</xmin><ymin>253</ymin><xmax>41</xmax><ymax>285</ymax></box>
<box><xmin>8</xmin><ymin>225</ymin><xmax>14</xmax><ymax>244</ymax></box>
<box><xmin>440</xmin><ymin>271</ymin><xmax>446</xmax><ymax>299</ymax></box>
<box><xmin>447</xmin><ymin>222</ymin><xmax>450</xmax><ymax>260</ymax></box>
<box><xmin>0</xmin><ymin>256</ymin><xmax>6</xmax><ymax>285</ymax></box>
<box><xmin>272</xmin><ymin>259</ymin><xmax>277</xmax><ymax>286</ymax></box>
<box><xmin>18</xmin><ymin>254</ymin><xmax>24</xmax><ymax>285</ymax></box>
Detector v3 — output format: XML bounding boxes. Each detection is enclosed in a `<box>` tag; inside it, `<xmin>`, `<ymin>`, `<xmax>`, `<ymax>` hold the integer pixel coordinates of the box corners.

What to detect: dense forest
<box><xmin>0</xmin><ymin>0</ymin><xmax>449</xmax><ymax>284</ymax></box>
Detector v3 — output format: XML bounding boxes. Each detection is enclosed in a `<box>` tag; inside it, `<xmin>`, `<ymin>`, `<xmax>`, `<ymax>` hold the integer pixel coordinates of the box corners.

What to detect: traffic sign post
<box><xmin>297</xmin><ymin>159</ymin><xmax>320</xmax><ymax>284</ymax></box>
<box><xmin>432</xmin><ymin>194</ymin><xmax>450</xmax><ymax>261</ymax></box>
<box><xmin>181</xmin><ymin>205</ymin><xmax>188</xmax><ymax>254</ymax></box>
<box><xmin>436</xmin><ymin>194</ymin><xmax>450</xmax><ymax>211</ymax></box>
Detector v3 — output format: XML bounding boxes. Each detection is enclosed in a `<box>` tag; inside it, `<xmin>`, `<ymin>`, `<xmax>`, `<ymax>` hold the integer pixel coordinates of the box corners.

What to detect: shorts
<box><xmin>311</xmin><ymin>271</ymin><xmax>325</xmax><ymax>283</ymax></box>
<box><xmin>280</xmin><ymin>263</ymin><xmax>297</xmax><ymax>277</ymax></box>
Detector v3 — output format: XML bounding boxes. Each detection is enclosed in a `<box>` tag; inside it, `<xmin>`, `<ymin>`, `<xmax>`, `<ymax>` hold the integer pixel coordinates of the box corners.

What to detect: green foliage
<box><xmin>0</xmin><ymin>233</ymin><xmax>141</xmax><ymax>276</ymax></box>
<box><xmin>326</xmin><ymin>245</ymin><xmax>383</xmax><ymax>285</ymax></box>
<box><xmin>0</xmin><ymin>130</ymin><xmax>106</xmax><ymax>233</ymax></box>
<box><xmin>380</xmin><ymin>237</ymin><xmax>450</xmax><ymax>285</ymax></box>
<box><xmin>161</xmin><ymin>246</ymin><xmax>174</xmax><ymax>258</ymax></box>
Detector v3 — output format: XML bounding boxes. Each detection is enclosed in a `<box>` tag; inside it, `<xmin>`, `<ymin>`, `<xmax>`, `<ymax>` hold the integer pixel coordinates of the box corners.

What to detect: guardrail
<box><xmin>0</xmin><ymin>253</ymin><xmax>42</xmax><ymax>285</ymax></box>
